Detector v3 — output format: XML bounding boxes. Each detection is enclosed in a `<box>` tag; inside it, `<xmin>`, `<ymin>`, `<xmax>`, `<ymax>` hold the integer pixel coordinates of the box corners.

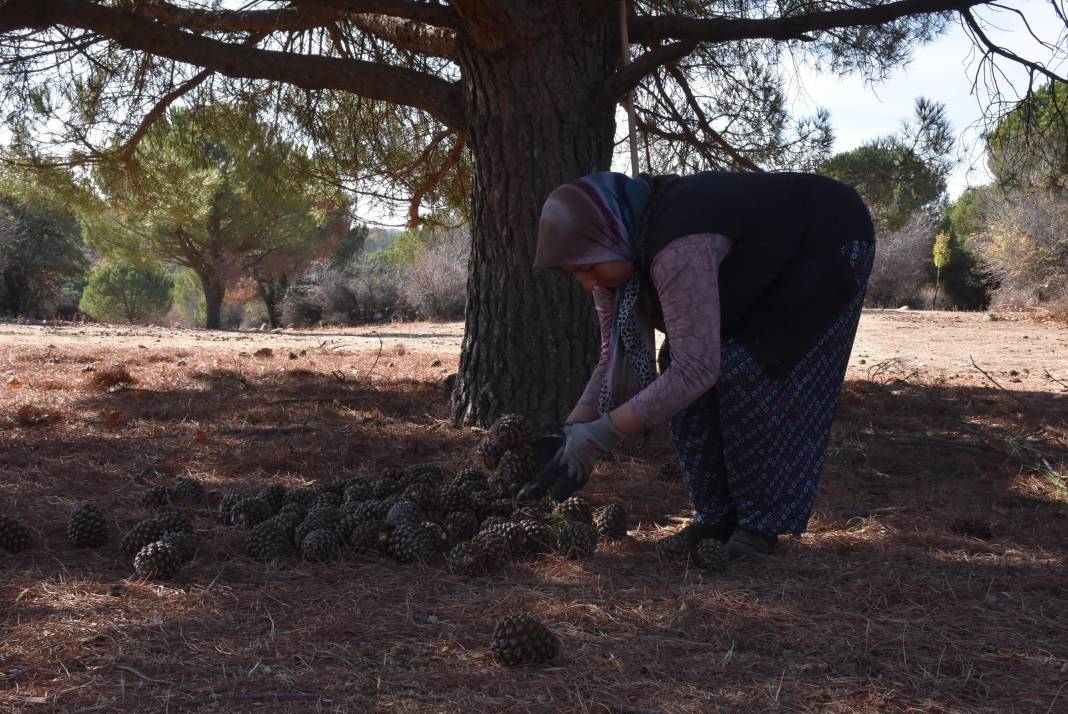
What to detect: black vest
<box><xmin>640</xmin><ymin>171</ymin><xmax>874</xmax><ymax>374</ymax></box>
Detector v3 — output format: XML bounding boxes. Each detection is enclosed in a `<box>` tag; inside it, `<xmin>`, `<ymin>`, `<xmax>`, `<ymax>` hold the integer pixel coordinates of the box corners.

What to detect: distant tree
<box><xmin>81</xmin><ymin>104</ymin><xmax>327</xmax><ymax>329</ymax></box>
<box><xmin>0</xmin><ymin>194</ymin><xmax>87</xmax><ymax>317</ymax></box>
<box><xmin>822</xmin><ymin>98</ymin><xmax>954</xmax><ymax>232</ymax></box>
<box><xmin>79</xmin><ymin>261</ymin><xmax>173</xmax><ymax>323</ymax></box>
<box><xmin>932</xmin><ymin>232</ymin><xmax>952</xmax><ymax>307</ymax></box>
<box><xmin>987</xmin><ymin>82</ymin><xmax>1068</xmax><ymax>189</ymax></box>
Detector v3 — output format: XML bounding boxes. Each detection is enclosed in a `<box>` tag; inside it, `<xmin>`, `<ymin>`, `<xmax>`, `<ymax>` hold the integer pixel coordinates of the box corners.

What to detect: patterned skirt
<box><xmin>661</xmin><ymin>239</ymin><xmax>875</xmax><ymax>536</ymax></box>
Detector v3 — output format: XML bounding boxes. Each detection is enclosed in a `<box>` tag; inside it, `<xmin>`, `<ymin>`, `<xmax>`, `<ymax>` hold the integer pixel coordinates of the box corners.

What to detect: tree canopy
<box><xmin>76</xmin><ymin>103</ymin><xmax>330</xmax><ymax>328</ymax></box>
<box><xmin>986</xmin><ymin>81</ymin><xmax>1068</xmax><ymax>189</ymax></box>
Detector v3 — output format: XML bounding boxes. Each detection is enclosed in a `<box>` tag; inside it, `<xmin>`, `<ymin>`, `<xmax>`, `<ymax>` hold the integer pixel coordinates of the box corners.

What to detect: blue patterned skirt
<box><xmin>662</xmin><ymin>240</ymin><xmax>875</xmax><ymax>536</ymax></box>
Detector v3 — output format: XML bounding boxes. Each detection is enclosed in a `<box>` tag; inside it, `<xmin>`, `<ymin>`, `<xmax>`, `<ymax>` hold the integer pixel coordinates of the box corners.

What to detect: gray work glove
<box><xmin>520</xmin><ymin>415</ymin><xmax>624</xmax><ymax>501</ymax></box>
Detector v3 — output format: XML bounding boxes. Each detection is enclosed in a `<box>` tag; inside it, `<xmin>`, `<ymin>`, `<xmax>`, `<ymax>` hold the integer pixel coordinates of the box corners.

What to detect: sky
<box><xmin>780</xmin><ymin>0</ymin><xmax>1067</xmax><ymax>198</ymax></box>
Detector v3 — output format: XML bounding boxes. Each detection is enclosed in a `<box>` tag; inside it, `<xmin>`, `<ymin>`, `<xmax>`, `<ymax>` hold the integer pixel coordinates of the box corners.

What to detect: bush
<box><xmin>79</xmin><ymin>261</ymin><xmax>174</xmax><ymax>324</ymax></box>
<box><xmin>865</xmin><ymin>213</ymin><xmax>937</xmax><ymax>308</ymax></box>
<box><xmin>400</xmin><ymin>227</ymin><xmax>468</xmax><ymax>320</ymax></box>
<box><xmin>973</xmin><ymin>186</ymin><xmax>1068</xmax><ymax>318</ymax></box>
<box><xmin>282</xmin><ymin>227</ymin><xmax>469</xmax><ymax>326</ymax></box>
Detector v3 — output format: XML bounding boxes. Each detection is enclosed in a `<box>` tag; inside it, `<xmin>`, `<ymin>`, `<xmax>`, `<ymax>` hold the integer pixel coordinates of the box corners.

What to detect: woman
<box><xmin>522</xmin><ymin>171</ymin><xmax>875</xmax><ymax>561</ymax></box>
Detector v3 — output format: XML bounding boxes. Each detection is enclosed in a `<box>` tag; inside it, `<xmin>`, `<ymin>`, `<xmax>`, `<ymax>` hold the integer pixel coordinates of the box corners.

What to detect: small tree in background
<box><xmin>932</xmin><ymin>232</ymin><xmax>952</xmax><ymax>308</ymax></box>
<box><xmin>0</xmin><ymin>193</ymin><xmax>88</xmax><ymax>318</ymax></box>
<box><xmin>79</xmin><ymin>261</ymin><xmax>173</xmax><ymax>324</ymax></box>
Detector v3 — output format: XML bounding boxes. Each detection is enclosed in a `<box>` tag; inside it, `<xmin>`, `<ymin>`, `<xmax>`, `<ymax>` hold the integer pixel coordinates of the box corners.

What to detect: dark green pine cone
<box><xmin>172</xmin><ymin>477</ymin><xmax>206</xmax><ymax>504</ymax></box>
<box><xmin>119</xmin><ymin>518</ymin><xmax>169</xmax><ymax>556</ymax></box>
<box><xmin>312</xmin><ymin>491</ymin><xmax>343</xmax><ymax>511</ymax></box>
<box><xmin>654</xmin><ymin>530</ymin><xmax>692</xmax><ymax>562</ymax></box>
<box><xmin>554</xmin><ymin>496</ymin><xmax>593</xmax><ymax>525</ymax></box>
<box><xmin>372</xmin><ymin>478</ymin><xmax>404</xmax><ymax>499</ymax></box>
<box><xmin>516</xmin><ymin>519</ymin><xmax>555</xmax><ymax>555</ymax></box>
<box><xmin>401</xmin><ymin>482</ymin><xmax>439</xmax><ymax>513</ymax></box>
<box><xmin>454</xmin><ymin>467</ymin><xmax>489</xmax><ymax>492</ymax></box>
<box><xmin>248</xmin><ymin>519</ymin><xmax>293</xmax><ymax>561</ymax></box>
<box><xmin>556</xmin><ymin>521</ymin><xmax>598</xmax><ymax>560</ymax></box>
<box><xmin>477</xmin><ymin>437</ymin><xmax>506</xmax><ymax>470</ymax></box>
<box><xmin>470</xmin><ymin>531</ymin><xmax>510</xmax><ymax>573</ymax></box>
<box><xmin>154</xmin><ymin>509</ymin><xmax>193</xmax><ymax>534</ymax></box>
<box><xmin>137</xmin><ymin>485</ymin><xmax>173</xmax><ymax>510</ymax></box>
<box><xmin>422</xmin><ymin>521</ymin><xmax>450</xmax><ymax>552</ymax></box>
<box><xmin>440</xmin><ymin>482</ymin><xmax>477</xmax><ymax>515</ymax></box>
<box><xmin>444</xmin><ymin>510</ymin><xmax>480</xmax><ymax>544</ymax></box>
<box><xmin>67</xmin><ymin>501</ymin><xmax>108</xmax><ymax>548</ymax></box>
<box><xmin>283</xmin><ymin>487</ymin><xmax>316</xmax><ymax>508</ymax></box>
<box><xmin>133</xmin><ymin>540</ymin><xmax>184</xmax><ymax>580</ymax></box>
<box><xmin>346</xmin><ymin>518</ymin><xmax>382</xmax><ymax>550</ymax></box>
<box><xmin>594</xmin><ymin>503</ymin><xmax>628</xmax><ymax>539</ymax></box>
<box><xmin>445</xmin><ymin>542</ymin><xmax>481</xmax><ymax>576</ymax></box>
<box><xmin>257</xmin><ymin>483</ymin><xmax>286</xmax><ymax>513</ymax></box>
<box><xmin>491</xmin><ymin>613</ymin><xmax>559</xmax><ymax>666</ymax></box>
<box><xmin>0</xmin><ymin>515</ymin><xmax>33</xmax><ymax>553</ymax></box>
<box><xmin>490</xmin><ymin>414</ymin><xmax>531</xmax><ymax>451</ymax></box>
<box><xmin>385</xmin><ymin>522</ymin><xmax>435</xmax><ymax>564</ymax></box>
<box><xmin>693</xmin><ymin>538</ymin><xmax>730</xmax><ymax>573</ymax></box>
<box><xmin>480</xmin><ymin>520</ymin><xmax>529</xmax><ymax>556</ymax></box>
<box><xmin>295</xmin><ymin>511</ymin><xmax>341</xmax><ymax>545</ymax></box>
<box><xmin>493</xmin><ymin>448</ymin><xmax>535</xmax><ymax>496</ymax></box>
<box><xmin>343</xmin><ymin>478</ymin><xmax>375</xmax><ymax>504</ymax></box>
<box><xmin>161</xmin><ymin>530</ymin><xmax>198</xmax><ymax>564</ymax></box>
<box><xmin>385</xmin><ymin>499</ymin><xmax>423</xmax><ymax>528</ymax></box>
<box><xmin>218</xmin><ymin>491</ymin><xmax>243</xmax><ymax>525</ymax></box>
<box><xmin>230</xmin><ymin>497</ymin><xmax>274</xmax><ymax>530</ymax></box>
<box><xmin>405</xmin><ymin>463</ymin><xmax>444</xmax><ymax>487</ymax></box>
<box><xmin>300</xmin><ymin>528</ymin><xmax>340</xmax><ymax>562</ymax></box>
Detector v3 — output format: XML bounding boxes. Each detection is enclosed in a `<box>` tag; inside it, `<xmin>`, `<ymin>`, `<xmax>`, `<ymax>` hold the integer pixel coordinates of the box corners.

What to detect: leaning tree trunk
<box><xmin>451</xmin><ymin>3</ymin><xmax>618</xmax><ymax>428</ymax></box>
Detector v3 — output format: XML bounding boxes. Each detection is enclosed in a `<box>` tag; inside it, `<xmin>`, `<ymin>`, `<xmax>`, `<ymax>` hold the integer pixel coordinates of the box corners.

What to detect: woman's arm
<box><xmin>567</xmin><ymin>285</ymin><xmax>615</xmax><ymax>423</ymax></box>
<box><xmin>620</xmin><ymin>234</ymin><xmax>730</xmax><ymax>430</ymax></box>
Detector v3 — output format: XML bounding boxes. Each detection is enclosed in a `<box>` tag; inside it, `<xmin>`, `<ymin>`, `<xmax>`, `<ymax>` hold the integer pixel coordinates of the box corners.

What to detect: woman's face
<box><xmin>561</xmin><ymin>260</ymin><xmax>634</xmax><ymax>292</ymax></box>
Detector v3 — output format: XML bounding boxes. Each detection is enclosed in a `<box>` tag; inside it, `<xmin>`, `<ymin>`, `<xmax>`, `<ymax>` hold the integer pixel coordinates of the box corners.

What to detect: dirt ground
<box><xmin>0</xmin><ymin>311</ymin><xmax>1065</xmax><ymax>712</ymax></box>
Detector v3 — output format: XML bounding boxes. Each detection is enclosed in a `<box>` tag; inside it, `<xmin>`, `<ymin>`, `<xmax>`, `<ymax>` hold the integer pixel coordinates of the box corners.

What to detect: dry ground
<box><xmin>0</xmin><ymin>311</ymin><xmax>1066</xmax><ymax>712</ymax></box>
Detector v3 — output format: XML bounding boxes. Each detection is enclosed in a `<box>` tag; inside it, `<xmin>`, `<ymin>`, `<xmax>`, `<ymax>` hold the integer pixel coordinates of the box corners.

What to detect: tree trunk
<box><xmin>451</xmin><ymin>2</ymin><xmax>618</xmax><ymax>427</ymax></box>
<box><xmin>256</xmin><ymin>276</ymin><xmax>287</xmax><ymax>328</ymax></box>
<box><xmin>198</xmin><ymin>270</ymin><xmax>227</xmax><ymax>330</ymax></box>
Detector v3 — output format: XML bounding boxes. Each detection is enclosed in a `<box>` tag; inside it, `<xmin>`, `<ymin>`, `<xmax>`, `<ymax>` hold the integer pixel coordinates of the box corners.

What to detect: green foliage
<box><xmin>947</xmin><ymin>186</ymin><xmax>994</xmax><ymax>243</ymax></box>
<box><xmin>987</xmin><ymin>82</ymin><xmax>1068</xmax><ymax>188</ymax></box>
<box><xmin>169</xmin><ymin>269</ymin><xmax>206</xmax><ymax>327</ymax></box>
<box><xmin>74</xmin><ymin>103</ymin><xmax>333</xmax><ymax>328</ymax></box>
<box><xmin>821</xmin><ymin>98</ymin><xmax>954</xmax><ymax>232</ymax></box>
<box><xmin>933</xmin><ymin>232</ymin><xmax>952</xmax><ymax>271</ymax></box>
<box><xmin>79</xmin><ymin>261</ymin><xmax>173</xmax><ymax>324</ymax></box>
<box><xmin>0</xmin><ymin>192</ymin><xmax>88</xmax><ymax>317</ymax></box>
<box><xmin>380</xmin><ymin>228</ymin><xmax>428</xmax><ymax>267</ymax></box>
<box><xmin>330</xmin><ymin>223</ymin><xmax>370</xmax><ymax>268</ymax></box>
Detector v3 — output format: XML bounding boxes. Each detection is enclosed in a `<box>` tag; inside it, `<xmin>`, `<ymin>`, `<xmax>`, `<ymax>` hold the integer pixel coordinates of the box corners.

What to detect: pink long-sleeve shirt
<box><xmin>576</xmin><ymin>233</ymin><xmax>732</xmax><ymax>428</ymax></box>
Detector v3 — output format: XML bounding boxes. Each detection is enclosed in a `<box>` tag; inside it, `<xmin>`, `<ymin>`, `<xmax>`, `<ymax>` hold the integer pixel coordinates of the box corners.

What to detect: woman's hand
<box><xmin>520</xmin><ymin>414</ymin><xmax>624</xmax><ymax>500</ymax></box>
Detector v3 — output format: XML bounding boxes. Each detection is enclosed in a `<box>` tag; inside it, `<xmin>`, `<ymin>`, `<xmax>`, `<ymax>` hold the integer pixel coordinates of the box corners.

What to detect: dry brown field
<box><xmin>0</xmin><ymin>310</ymin><xmax>1065</xmax><ymax>712</ymax></box>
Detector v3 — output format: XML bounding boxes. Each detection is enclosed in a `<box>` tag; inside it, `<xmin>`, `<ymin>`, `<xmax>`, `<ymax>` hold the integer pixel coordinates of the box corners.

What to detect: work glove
<box><xmin>519</xmin><ymin>415</ymin><xmax>624</xmax><ymax>501</ymax></box>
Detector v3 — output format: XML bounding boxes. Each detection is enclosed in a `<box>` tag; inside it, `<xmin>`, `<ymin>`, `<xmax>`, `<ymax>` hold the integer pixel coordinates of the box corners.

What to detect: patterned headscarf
<box><xmin>535</xmin><ymin>172</ymin><xmax>657</xmax><ymax>414</ymax></box>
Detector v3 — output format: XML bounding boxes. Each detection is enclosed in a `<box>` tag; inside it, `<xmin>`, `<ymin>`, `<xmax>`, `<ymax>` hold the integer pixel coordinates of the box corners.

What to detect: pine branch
<box><xmin>593</xmin><ymin>40</ymin><xmax>696</xmax><ymax>112</ymax></box>
<box><xmin>3</xmin><ymin>0</ymin><xmax>464</xmax><ymax>128</ymax></box>
<box><xmin>630</xmin><ymin>0</ymin><xmax>982</xmax><ymax>44</ymax></box>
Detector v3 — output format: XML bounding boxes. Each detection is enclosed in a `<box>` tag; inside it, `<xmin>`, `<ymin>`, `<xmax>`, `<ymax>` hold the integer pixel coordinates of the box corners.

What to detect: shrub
<box><xmin>973</xmin><ymin>186</ymin><xmax>1068</xmax><ymax>319</ymax></box>
<box><xmin>400</xmin><ymin>227</ymin><xmax>468</xmax><ymax>320</ymax></box>
<box><xmin>79</xmin><ymin>261</ymin><xmax>173</xmax><ymax>324</ymax></box>
<box><xmin>865</xmin><ymin>213</ymin><xmax>937</xmax><ymax>308</ymax></box>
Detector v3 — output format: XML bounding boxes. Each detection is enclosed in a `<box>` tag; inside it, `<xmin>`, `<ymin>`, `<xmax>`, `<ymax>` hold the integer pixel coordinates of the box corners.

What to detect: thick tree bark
<box><xmin>197</xmin><ymin>270</ymin><xmax>227</xmax><ymax>330</ymax></box>
<box><xmin>451</xmin><ymin>2</ymin><xmax>618</xmax><ymax>427</ymax></box>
